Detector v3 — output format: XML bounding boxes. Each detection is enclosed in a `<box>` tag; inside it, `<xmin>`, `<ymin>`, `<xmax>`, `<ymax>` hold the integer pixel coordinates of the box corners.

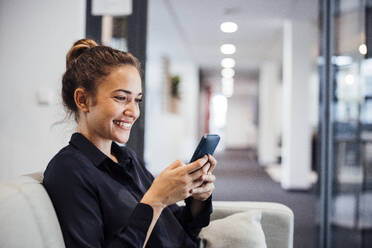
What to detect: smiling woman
<box><xmin>75</xmin><ymin>65</ymin><xmax>142</xmax><ymax>148</ymax></box>
<box><xmin>43</xmin><ymin>38</ymin><xmax>217</xmax><ymax>248</ymax></box>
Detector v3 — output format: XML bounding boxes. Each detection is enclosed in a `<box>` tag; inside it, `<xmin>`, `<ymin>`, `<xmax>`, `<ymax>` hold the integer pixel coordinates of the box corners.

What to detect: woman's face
<box><xmin>85</xmin><ymin>65</ymin><xmax>142</xmax><ymax>144</ymax></box>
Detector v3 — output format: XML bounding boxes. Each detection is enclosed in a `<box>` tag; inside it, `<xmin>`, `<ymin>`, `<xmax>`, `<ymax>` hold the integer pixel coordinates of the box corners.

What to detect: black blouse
<box><xmin>43</xmin><ymin>133</ymin><xmax>212</xmax><ymax>248</ymax></box>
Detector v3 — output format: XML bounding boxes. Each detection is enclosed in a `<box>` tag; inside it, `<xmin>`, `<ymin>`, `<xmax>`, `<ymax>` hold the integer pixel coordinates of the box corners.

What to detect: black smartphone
<box><xmin>190</xmin><ymin>134</ymin><xmax>220</xmax><ymax>163</ymax></box>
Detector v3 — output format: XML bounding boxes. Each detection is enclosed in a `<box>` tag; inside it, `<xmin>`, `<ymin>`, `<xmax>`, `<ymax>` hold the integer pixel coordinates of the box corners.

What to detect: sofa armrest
<box><xmin>212</xmin><ymin>201</ymin><xmax>294</xmax><ymax>248</ymax></box>
<box><xmin>0</xmin><ymin>174</ymin><xmax>65</xmax><ymax>248</ymax></box>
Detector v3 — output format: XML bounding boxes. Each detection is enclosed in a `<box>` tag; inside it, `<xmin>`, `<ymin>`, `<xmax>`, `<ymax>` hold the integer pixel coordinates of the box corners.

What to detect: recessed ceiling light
<box><xmin>221</xmin><ymin>68</ymin><xmax>235</xmax><ymax>78</ymax></box>
<box><xmin>222</xmin><ymin>78</ymin><xmax>234</xmax><ymax>97</ymax></box>
<box><xmin>221</xmin><ymin>58</ymin><xmax>236</xmax><ymax>68</ymax></box>
<box><xmin>220</xmin><ymin>22</ymin><xmax>238</xmax><ymax>33</ymax></box>
<box><xmin>222</xmin><ymin>77</ymin><xmax>234</xmax><ymax>84</ymax></box>
<box><xmin>220</xmin><ymin>44</ymin><xmax>236</xmax><ymax>55</ymax></box>
<box><xmin>359</xmin><ymin>44</ymin><xmax>367</xmax><ymax>55</ymax></box>
<box><xmin>345</xmin><ymin>74</ymin><xmax>355</xmax><ymax>85</ymax></box>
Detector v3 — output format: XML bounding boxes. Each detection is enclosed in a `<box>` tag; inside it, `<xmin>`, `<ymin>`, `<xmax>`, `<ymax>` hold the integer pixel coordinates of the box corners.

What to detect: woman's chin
<box><xmin>113</xmin><ymin>133</ymin><xmax>130</xmax><ymax>144</ymax></box>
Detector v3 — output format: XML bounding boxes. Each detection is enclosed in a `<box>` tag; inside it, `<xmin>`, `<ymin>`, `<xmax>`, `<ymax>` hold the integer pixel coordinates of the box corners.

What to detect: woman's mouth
<box><xmin>113</xmin><ymin>120</ymin><xmax>132</xmax><ymax>130</ymax></box>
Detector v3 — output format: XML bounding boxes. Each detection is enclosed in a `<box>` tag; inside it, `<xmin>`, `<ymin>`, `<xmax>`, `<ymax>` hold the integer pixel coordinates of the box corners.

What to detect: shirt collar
<box><xmin>69</xmin><ymin>132</ymin><xmax>132</xmax><ymax>167</ymax></box>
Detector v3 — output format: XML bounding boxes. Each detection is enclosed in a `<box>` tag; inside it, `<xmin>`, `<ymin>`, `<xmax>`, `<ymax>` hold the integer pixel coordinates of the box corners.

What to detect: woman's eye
<box><xmin>135</xmin><ymin>98</ymin><xmax>143</xmax><ymax>103</ymax></box>
<box><xmin>114</xmin><ymin>96</ymin><xmax>127</xmax><ymax>101</ymax></box>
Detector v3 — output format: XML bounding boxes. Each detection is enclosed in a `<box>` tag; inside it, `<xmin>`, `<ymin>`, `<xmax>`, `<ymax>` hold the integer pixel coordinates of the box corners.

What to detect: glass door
<box><xmin>319</xmin><ymin>0</ymin><xmax>372</xmax><ymax>247</ymax></box>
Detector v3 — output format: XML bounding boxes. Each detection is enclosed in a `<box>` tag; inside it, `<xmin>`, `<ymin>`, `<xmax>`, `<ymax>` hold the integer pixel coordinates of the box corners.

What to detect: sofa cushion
<box><xmin>0</xmin><ymin>173</ymin><xmax>65</xmax><ymax>248</ymax></box>
<box><xmin>199</xmin><ymin>210</ymin><xmax>267</xmax><ymax>248</ymax></box>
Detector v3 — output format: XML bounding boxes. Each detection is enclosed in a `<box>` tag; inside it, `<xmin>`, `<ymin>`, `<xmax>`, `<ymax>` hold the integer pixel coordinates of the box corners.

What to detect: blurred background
<box><xmin>0</xmin><ymin>0</ymin><xmax>372</xmax><ymax>247</ymax></box>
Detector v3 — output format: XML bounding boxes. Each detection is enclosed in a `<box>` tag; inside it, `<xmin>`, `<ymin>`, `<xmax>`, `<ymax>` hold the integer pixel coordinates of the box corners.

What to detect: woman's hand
<box><xmin>190</xmin><ymin>154</ymin><xmax>217</xmax><ymax>201</ymax></box>
<box><xmin>141</xmin><ymin>156</ymin><xmax>209</xmax><ymax>208</ymax></box>
<box><xmin>140</xmin><ymin>157</ymin><xmax>208</xmax><ymax>248</ymax></box>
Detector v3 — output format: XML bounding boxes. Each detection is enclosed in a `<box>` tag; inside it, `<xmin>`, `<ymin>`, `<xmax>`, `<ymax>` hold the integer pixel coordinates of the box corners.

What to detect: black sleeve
<box><xmin>168</xmin><ymin>196</ymin><xmax>213</xmax><ymax>239</ymax></box>
<box><xmin>43</xmin><ymin>154</ymin><xmax>153</xmax><ymax>248</ymax></box>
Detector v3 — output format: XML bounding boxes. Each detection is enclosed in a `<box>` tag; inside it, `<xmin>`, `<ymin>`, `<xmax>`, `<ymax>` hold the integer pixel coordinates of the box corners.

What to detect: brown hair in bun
<box><xmin>66</xmin><ymin>39</ymin><xmax>98</xmax><ymax>70</ymax></box>
<box><xmin>61</xmin><ymin>38</ymin><xmax>141</xmax><ymax>121</ymax></box>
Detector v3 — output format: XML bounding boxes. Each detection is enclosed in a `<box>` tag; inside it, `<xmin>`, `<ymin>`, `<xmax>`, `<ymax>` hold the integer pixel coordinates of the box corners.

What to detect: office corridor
<box><xmin>212</xmin><ymin>149</ymin><xmax>317</xmax><ymax>248</ymax></box>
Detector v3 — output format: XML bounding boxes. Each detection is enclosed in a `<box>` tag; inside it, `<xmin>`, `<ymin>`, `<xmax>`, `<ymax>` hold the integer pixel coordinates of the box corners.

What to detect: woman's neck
<box><xmin>77</xmin><ymin>125</ymin><xmax>112</xmax><ymax>159</ymax></box>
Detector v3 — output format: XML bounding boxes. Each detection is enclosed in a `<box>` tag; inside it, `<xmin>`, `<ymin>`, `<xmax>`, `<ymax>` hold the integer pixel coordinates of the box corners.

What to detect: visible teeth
<box><xmin>114</xmin><ymin>120</ymin><xmax>131</xmax><ymax>128</ymax></box>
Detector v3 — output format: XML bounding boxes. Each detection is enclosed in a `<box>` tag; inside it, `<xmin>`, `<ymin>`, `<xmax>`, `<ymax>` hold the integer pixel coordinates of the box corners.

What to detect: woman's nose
<box><xmin>124</xmin><ymin>101</ymin><xmax>140</xmax><ymax>119</ymax></box>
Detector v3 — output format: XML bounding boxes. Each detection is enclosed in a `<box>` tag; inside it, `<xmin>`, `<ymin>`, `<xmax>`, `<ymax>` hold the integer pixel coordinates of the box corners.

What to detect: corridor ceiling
<box><xmin>148</xmin><ymin>0</ymin><xmax>318</xmax><ymax>80</ymax></box>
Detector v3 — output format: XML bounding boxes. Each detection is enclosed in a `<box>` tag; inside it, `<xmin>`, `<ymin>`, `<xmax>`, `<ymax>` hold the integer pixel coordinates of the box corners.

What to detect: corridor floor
<box><xmin>212</xmin><ymin>149</ymin><xmax>317</xmax><ymax>248</ymax></box>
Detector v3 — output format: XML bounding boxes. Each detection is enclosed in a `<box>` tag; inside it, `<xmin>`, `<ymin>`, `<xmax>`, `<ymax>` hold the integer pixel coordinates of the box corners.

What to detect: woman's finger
<box><xmin>207</xmin><ymin>154</ymin><xmax>217</xmax><ymax>173</ymax></box>
<box><xmin>167</xmin><ymin>160</ymin><xmax>184</xmax><ymax>170</ymax></box>
<box><xmin>202</xmin><ymin>174</ymin><xmax>216</xmax><ymax>183</ymax></box>
<box><xmin>192</xmin><ymin>182</ymin><xmax>215</xmax><ymax>194</ymax></box>
<box><xmin>201</xmin><ymin>162</ymin><xmax>210</xmax><ymax>174</ymax></box>
<box><xmin>189</xmin><ymin>167</ymin><xmax>204</xmax><ymax>181</ymax></box>
<box><xmin>190</xmin><ymin>170</ymin><xmax>215</xmax><ymax>184</ymax></box>
<box><xmin>182</xmin><ymin>156</ymin><xmax>208</xmax><ymax>174</ymax></box>
<box><xmin>190</xmin><ymin>177</ymin><xmax>204</xmax><ymax>189</ymax></box>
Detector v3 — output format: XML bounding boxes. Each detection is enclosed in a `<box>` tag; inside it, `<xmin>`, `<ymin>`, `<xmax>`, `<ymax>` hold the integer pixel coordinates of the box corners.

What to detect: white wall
<box><xmin>225</xmin><ymin>80</ymin><xmax>258</xmax><ymax>149</ymax></box>
<box><xmin>0</xmin><ymin>0</ymin><xmax>86</xmax><ymax>180</ymax></box>
<box><xmin>144</xmin><ymin>58</ymin><xmax>199</xmax><ymax>175</ymax></box>
<box><xmin>281</xmin><ymin>20</ymin><xmax>313</xmax><ymax>189</ymax></box>
<box><xmin>145</xmin><ymin>0</ymin><xmax>200</xmax><ymax>175</ymax></box>
<box><xmin>258</xmin><ymin>62</ymin><xmax>280</xmax><ymax>165</ymax></box>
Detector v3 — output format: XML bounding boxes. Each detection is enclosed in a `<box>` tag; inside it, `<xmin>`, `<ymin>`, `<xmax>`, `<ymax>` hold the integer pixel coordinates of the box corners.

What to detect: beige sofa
<box><xmin>0</xmin><ymin>173</ymin><xmax>294</xmax><ymax>248</ymax></box>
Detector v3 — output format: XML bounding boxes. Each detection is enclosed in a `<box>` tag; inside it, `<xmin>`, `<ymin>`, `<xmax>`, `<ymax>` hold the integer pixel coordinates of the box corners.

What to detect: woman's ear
<box><xmin>74</xmin><ymin>88</ymin><xmax>90</xmax><ymax>113</ymax></box>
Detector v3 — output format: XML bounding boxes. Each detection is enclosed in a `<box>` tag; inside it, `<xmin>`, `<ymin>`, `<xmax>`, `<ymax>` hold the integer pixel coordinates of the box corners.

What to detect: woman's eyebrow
<box><xmin>114</xmin><ymin>89</ymin><xmax>142</xmax><ymax>96</ymax></box>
